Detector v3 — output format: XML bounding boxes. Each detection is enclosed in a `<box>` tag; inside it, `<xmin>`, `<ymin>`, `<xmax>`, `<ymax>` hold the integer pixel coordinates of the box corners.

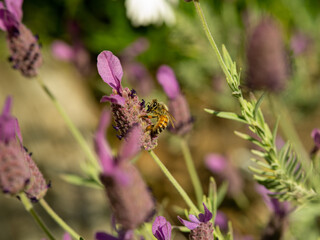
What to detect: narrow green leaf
<box><xmin>234</xmin><ymin>131</ymin><xmax>265</xmax><ymax>148</ymax></box>
<box><xmin>251</xmin><ymin>149</ymin><xmax>266</xmax><ymax>158</ymax></box>
<box><xmin>253</xmin><ymin>92</ymin><xmax>266</xmax><ymax>119</ymax></box>
<box><xmin>204</xmin><ymin>109</ymin><xmax>247</xmax><ymax>123</ymax></box>
<box><xmin>60</xmin><ymin>174</ymin><xmax>103</xmax><ymax>189</ymax></box>
<box><xmin>216</xmin><ymin>181</ymin><xmax>228</xmax><ymax>208</ymax></box>
<box><xmin>272</xmin><ymin>117</ymin><xmax>280</xmax><ymax>147</ymax></box>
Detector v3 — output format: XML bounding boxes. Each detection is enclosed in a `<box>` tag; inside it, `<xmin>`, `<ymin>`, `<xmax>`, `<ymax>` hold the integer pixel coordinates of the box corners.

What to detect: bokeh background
<box><xmin>1</xmin><ymin>0</ymin><xmax>320</xmax><ymax>239</ymax></box>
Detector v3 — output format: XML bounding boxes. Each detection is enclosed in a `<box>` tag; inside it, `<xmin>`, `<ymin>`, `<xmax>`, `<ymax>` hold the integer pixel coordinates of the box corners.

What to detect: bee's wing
<box><xmin>168</xmin><ymin>112</ymin><xmax>176</xmax><ymax>128</ymax></box>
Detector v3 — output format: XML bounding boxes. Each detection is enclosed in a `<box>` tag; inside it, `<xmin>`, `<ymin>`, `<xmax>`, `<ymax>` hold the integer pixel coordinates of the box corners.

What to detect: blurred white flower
<box><xmin>125</xmin><ymin>0</ymin><xmax>178</xmax><ymax>27</ymax></box>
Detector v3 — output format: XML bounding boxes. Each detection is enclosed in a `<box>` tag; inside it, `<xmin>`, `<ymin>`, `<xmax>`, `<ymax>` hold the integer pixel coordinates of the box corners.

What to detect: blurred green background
<box><xmin>1</xmin><ymin>0</ymin><xmax>320</xmax><ymax>239</ymax></box>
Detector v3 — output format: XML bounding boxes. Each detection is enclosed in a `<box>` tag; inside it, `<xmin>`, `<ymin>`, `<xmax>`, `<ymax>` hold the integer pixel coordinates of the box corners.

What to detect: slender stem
<box><xmin>193</xmin><ymin>0</ymin><xmax>232</xmax><ymax>81</ymax></box>
<box><xmin>35</xmin><ymin>76</ymin><xmax>100</xmax><ymax>178</ymax></box>
<box><xmin>19</xmin><ymin>193</ymin><xmax>56</xmax><ymax>240</ymax></box>
<box><xmin>40</xmin><ymin>199</ymin><xmax>83</xmax><ymax>240</ymax></box>
<box><xmin>180</xmin><ymin>138</ymin><xmax>203</xmax><ymax>207</ymax></box>
<box><xmin>148</xmin><ymin>150</ymin><xmax>199</xmax><ymax>214</ymax></box>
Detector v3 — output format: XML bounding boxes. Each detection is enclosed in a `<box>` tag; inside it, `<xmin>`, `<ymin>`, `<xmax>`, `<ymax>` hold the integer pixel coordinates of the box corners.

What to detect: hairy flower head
<box><xmin>97</xmin><ymin>50</ymin><xmax>158</xmax><ymax>150</ymax></box>
<box><xmin>0</xmin><ymin>0</ymin><xmax>42</xmax><ymax>77</ymax></box>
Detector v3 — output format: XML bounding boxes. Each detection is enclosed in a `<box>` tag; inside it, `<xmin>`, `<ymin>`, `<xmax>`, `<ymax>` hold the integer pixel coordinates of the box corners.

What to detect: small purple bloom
<box><xmin>255</xmin><ymin>185</ymin><xmax>290</xmax><ymax>218</ymax></box>
<box><xmin>0</xmin><ymin>96</ymin><xmax>22</xmax><ymax>143</ymax></box>
<box><xmin>51</xmin><ymin>40</ymin><xmax>75</xmax><ymax>61</ymax></box>
<box><xmin>178</xmin><ymin>203</ymin><xmax>212</xmax><ymax>230</ymax></box>
<box><xmin>157</xmin><ymin>65</ymin><xmax>193</xmax><ymax>135</ymax></box>
<box><xmin>152</xmin><ymin>216</ymin><xmax>172</xmax><ymax>240</ymax></box>
<box><xmin>215</xmin><ymin>210</ymin><xmax>228</xmax><ymax>232</ymax></box>
<box><xmin>157</xmin><ymin>65</ymin><xmax>180</xmax><ymax>100</ymax></box>
<box><xmin>311</xmin><ymin>128</ymin><xmax>320</xmax><ymax>149</ymax></box>
<box><xmin>178</xmin><ymin>203</ymin><xmax>214</xmax><ymax>240</ymax></box>
<box><xmin>290</xmin><ymin>32</ymin><xmax>311</xmax><ymax>55</ymax></box>
<box><xmin>205</xmin><ymin>154</ymin><xmax>227</xmax><ymax>173</ymax></box>
<box><xmin>205</xmin><ymin>154</ymin><xmax>243</xmax><ymax>197</ymax></box>
<box><xmin>98</xmin><ymin>51</ymin><xmax>123</xmax><ymax>93</ymax></box>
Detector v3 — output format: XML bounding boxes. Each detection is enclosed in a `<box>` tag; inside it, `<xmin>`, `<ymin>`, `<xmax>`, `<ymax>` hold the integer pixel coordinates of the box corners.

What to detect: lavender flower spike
<box><xmin>0</xmin><ymin>0</ymin><xmax>42</xmax><ymax>77</ymax></box>
<box><xmin>178</xmin><ymin>203</ymin><xmax>213</xmax><ymax>240</ymax></box>
<box><xmin>95</xmin><ymin>110</ymin><xmax>155</xmax><ymax>230</ymax></box>
<box><xmin>97</xmin><ymin>50</ymin><xmax>158</xmax><ymax>150</ymax></box>
<box><xmin>152</xmin><ymin>216</ymin><xmax>172</xmax><ymax>240</ymax></box>
<box><xmin>0</xmin><ymin>96</ymin><xmax>48</xmax><ymax>200</ymax></box>
<box><xmin>0</xmin><ymin>96</ymin><xmax>29</xmax><ymax>195</ymax></box>
<box><xmin>157</xmin><ymin>65</ymin><xmax>193</xmax><ymax>136</ymax></box>
<box><xmin>157</xmin><ymin>65</ymin><xmax>180</xmax><ymax>100</ymax></box>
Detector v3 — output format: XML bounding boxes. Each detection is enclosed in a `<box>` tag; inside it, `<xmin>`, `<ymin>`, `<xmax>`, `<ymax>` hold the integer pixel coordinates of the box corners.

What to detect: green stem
<box><xmin>39</xmin><ymin>199</ymin><xmax>83</xmax><ymax>240</ymax></box>
<box><xmin>35</xmin><ymin>76</ymin><xmax>100</xmax><ymax>179</ymax></box>
<box><xmin>180</xmin><ymin>138</ymin><xmax>203</xmax><ymax>208</ymax></box>
<box><xmin>148</xmin><ymin>150</ymin><xmax>199</xmax><ymax>214</ymax></box>
<box><xmin>19</xmin><ymin>193</ymin><xmax>56</xmax><ymax>240</ymax></box>
<box><xmin>193</xmin><ymin>0</ymin><xmax>232</xmax><ymax>81</ymax></box>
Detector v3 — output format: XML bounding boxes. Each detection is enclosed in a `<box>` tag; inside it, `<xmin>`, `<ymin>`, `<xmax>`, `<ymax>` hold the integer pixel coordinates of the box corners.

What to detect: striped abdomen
<box><xmin>151</xmin><ymin>115</ymin><xmax>169</xmax><ymax>136</ymax></box>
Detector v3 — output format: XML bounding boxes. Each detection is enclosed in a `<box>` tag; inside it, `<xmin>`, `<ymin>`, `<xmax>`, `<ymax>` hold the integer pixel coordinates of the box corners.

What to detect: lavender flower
<box><xmin>290</xmin><ymin>32</ymin><xmax>311</xmax><ymax>56</ymax></box>
<box><xmin>95</xmin><ymin>110</ymin><xmax>154</xmax><ymax>231</ymax></box>
<box><xmin>256</xmin><ymin>185</ymin><xmax>291</xmax><ymax>240</ymax></box>
<box><xmin>311</xmin><ymin>128</ymin><xmax>320</xmax><ymax>155</ymax></box>
<box><xmin>178</xmin><ymin>203</ymin><xmax>214</xmax><ymax>240</ymax></box>
<box><xmin>157</xmin><ymin>65</ymin><xmax>193</xmax><ymax>136</ymax></box>
<box><xmin>152</xmin><ymin>216</ymin><xmax>172</xmax><ymax>240</ymax></box>
<box><xmin>205</xmin><ymin>154</ymin><xmax>243</xmax><ymax>197</ymax></box>
<box><xmin>97</xmin><ymin>50</ymin><xmax>157</xmax><ymax>150</ymax></box>
<box><xmin>246</xmin><ymin>17</ymin><xmax>288</xmax><ymax>92</ymax></box>
<box><xmin>0</xmin><ymin>0</ymin><xmax>42</xmax><ymax>77</ymax></box>
<box><xmin>0</xmin><ymin>97</ymin><xmax>48</xmax><ymax>200</ymax></box>
<box><xmin>52</xmin><ymin>40</ymin><xmax>91</xmax><ymax>76</ymax></box>
<box><xmin>51</xmin><ymin>22</ymin><xmax>91</xmax><ymax>76</ymax></box>
<box><xmin>215</xmin><ymin>210</ymin><xmax>228</xmax><ymax>232</ymax></box>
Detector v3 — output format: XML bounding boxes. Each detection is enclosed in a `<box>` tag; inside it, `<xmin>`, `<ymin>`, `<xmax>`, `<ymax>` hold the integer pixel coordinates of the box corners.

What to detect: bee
<box><xmin>140</xmin><ymin>99</ymin><xmax>175</xmax><ymax>137</ymax></box>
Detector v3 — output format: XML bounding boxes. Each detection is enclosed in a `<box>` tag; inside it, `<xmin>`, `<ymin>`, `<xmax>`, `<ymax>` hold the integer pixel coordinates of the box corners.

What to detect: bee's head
<box><xmin>146</xmin><ymin>99</ymin><xmax>158</xmax><ymax>113</ymax></box>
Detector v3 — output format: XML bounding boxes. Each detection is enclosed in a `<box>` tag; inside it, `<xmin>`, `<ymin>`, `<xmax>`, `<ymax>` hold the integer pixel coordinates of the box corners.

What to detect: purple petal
<box><xmin>63</xmin><ymin>233</ymin><xmax>72</xmax><ymax>240</ymax></box>
<box><xmin>215</xmin><ymin>211</ymin><xmax>228</xmax><ymax>232</ymax></box>
<box><xmin>0</xmin><ymin>96</ymin><xmax>22</xmax><ymax>143</ymax></box>
<box><xmin>51</xmin><ymin>40</ymin><xmax>75</xmax><ymax>61</ymax></box>
<box><xmin>198</xmin><ymin>203</ymin><xmax>213</xmax><ymax>222</ymax></box>
<box><xmin>0</xmin><ymin>8</ymin><xmax>19</xmax><ymax>32</ymax></box>
<box><xmin>95</xmin><ymin>232</ymin><xmax>119</xmax><ymax>240</ymax></box>
<box><xmin>311</xmin><ymin>128</ymin><xmax>320</xmax><ymax>148</ymax></box>
<box><xmin>5</xmin><ymin>0</ymin><xmax>23</xmax><ymax>22</ymax></box>
<box><xmin>177</xmin><ymin>216</ymin><xmax>199</xmax><ymax>230</ymax></box>
<box><xmin>188</xmin><ymin>214</ymin><xmax>200</xmax><ymax>223</ymax></box>
<box><xmin>157</xmin><ymin>65</ymin><xmax>180</xmax><ymax>99</ymax></box>
<box><xmin>94</xmin><ymin>109</ymin><xmax>114</xmax><ymax>175</ymax></box>
<box><xmin>118</xmin><ymin>125</ymin><xmax>141</xmax><ymax>163</ymax></box>
<box><xmin>0</xmin><ymin>2</ymin><xmax>5</xmax><ymax>31</ymax></box>
<box><xmin>205</xmin><ymin>154</ymin><xmax>227</xmax><ymax>173</ymax></box>
<box><xmin>97</xmin><ymin>51</ymin><xmax>123</xmax><ymax>92</ymax></box>
<box><xmin>152</xmin><ymin>216</ymin><xmax>172</xmax><ymax>240</ymax></box>
<box><xmin>100</xmin><ymin>94</ymin><xmax>125</xmax><ymax>106</ymax></box>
